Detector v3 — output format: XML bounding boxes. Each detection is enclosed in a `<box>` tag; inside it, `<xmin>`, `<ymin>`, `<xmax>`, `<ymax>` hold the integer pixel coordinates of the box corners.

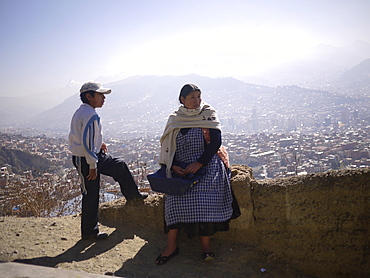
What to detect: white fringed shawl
<box><xmin>159</xmin><ymin>103</ymin><xmax>221</xmax><ymax>177</ymax></box>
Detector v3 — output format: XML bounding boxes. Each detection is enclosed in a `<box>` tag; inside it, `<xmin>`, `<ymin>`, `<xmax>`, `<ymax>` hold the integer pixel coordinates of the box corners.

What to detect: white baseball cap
<box><xmin>80</xmin><ymin>81</ymin><xmax>111</xmax><ymax>94</ymax></box>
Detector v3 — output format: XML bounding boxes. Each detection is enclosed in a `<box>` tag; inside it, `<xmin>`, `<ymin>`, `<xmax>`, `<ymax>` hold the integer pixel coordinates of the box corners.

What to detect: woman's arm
<box><xmin>173</xmin><ymin>128</ymin><xmax>222</xmax><ymax>175</ymax></box>
<box><xmin>197</xmin><ymin>128</ymin><xmax>221</xmax><ymax>166</ymax></box>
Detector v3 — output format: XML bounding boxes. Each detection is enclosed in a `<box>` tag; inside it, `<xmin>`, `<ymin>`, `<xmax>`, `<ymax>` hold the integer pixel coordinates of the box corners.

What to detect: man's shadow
<box><xmin>14</xmin><ymin>226</ymin><xmax>135</xmax><ymax>268</ymax></box>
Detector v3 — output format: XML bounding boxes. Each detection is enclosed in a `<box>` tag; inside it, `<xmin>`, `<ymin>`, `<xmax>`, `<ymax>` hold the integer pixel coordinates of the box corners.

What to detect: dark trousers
<box><xmin>72</xmin><ymin>152</ymin><xmax>141</xmax><ymax>238</ymax></box>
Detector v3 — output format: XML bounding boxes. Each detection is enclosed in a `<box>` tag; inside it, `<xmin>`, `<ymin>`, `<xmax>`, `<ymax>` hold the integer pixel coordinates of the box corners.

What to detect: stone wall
<box><xmin>99</xmin><ymin>165</ymin><xmax>370</xmax><ymax>277</ymax></box>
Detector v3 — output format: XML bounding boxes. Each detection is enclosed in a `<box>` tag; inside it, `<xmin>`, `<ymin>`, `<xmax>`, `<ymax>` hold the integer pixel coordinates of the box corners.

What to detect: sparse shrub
<box><xmin>0</xmin><ymin>161</ymin><xmax>151</xmax><ymax>217</ymax></box>
<box><xmin>0</xmin><ymin>168</ymin><xmax>81</xmax><ymax>217</ymax></box>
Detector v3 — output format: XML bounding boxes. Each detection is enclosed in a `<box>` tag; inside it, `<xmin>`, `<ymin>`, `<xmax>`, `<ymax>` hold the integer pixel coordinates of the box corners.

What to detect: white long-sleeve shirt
<box><xmin>69</xmin><ymin>103</ymin><xmax>103</xmax><ymax>169</ymax></box>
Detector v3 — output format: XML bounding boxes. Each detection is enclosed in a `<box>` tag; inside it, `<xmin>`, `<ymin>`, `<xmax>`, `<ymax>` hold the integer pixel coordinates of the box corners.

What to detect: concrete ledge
<box><xmin>99</xmin><ymin>165</ymin><xmax>370</xmax><ymax>277</ymax></box>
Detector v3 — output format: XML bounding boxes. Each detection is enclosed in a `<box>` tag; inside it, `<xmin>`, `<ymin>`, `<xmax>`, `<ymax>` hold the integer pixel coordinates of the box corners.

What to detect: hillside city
<box><xmin>1</xmin><ymin>76</ymin><xmax>370</xmax><ymax>216</ymax></box>
<box><xmin>1</xmin><ymin>118</ymin><xmax>370</xmax><ymax>196</ymax></box>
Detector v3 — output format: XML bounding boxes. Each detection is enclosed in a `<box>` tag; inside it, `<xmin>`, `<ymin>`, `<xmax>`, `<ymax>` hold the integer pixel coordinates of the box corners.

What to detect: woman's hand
<box><xmin>184</xmin><ymin>162</ymin><xmax>203</xmax><ymax>174</ymax></box>
<box><xmin>172</xmin><ymin>165</ymin><xmax>186</xmax><ymax>177</ymax></box>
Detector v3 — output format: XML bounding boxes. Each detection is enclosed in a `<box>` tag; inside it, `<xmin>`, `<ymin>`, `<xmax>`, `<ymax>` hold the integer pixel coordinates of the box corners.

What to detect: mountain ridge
<box><xmin>0</xmin><ymin>146</ymin><xmax>54</xmax><ymax>175</ymax></box>
<box><xmin>1</xmin><ymin>44</ymin><xmax>370</xmax><ymax>138</ymax></box>
<box><xmin>1</xmin><ymin>70</ymin><xmax>369</xmax><ymax>139</ymax></box>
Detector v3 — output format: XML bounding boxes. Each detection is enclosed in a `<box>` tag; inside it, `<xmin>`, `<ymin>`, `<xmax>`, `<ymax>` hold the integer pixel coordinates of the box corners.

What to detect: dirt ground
<box><xmin>0</xmin><ymin>213</ymin><xmax>316</xmax><ymax>278</ymax></box>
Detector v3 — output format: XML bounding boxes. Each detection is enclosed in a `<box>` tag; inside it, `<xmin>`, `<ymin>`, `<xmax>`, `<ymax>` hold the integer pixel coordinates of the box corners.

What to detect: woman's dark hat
<box><xmin>180</xmin><ymin>84</ymin><xmax>201</xmax><ymax>98</ymax></box>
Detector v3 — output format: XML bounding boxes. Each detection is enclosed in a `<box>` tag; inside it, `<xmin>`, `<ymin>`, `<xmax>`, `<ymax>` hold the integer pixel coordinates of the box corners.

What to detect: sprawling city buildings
<box><xmin>1</xmin><ymin>86</ymin><xmax>370</xmax><ymax>216</ymax></box>
<box><xmin>1</xmin><ymin>123</ymin><xmax>369</xmax><ymax>183</ymax></box>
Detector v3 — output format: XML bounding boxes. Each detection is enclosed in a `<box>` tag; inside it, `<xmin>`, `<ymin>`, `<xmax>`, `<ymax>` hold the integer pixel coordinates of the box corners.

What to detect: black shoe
<box><xmin>127</xmin><ymin>193</ymin><xmax>148</xmax><ymax>202</ymax></box>
<box><xmin>202</xmin><ymin>252</ymin><xmax>215</xmax><ymax>261</ymax></box>
<box><xmin>82</xmin><ymin>232</ymin><xmax>108</xmax><ymax>241</ymax></box>
<box><xmin>155</xmin><ymin>247</ymin><xmax>179</xmax><ymax>265</ymax></box>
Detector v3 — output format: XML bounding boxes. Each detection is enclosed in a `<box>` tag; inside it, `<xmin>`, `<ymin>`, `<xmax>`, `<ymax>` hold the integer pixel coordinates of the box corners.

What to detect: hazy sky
<box><xmin>1</xmin><ymin>0</ymin><xmax>369</xmax><ymax>96</ymax></box>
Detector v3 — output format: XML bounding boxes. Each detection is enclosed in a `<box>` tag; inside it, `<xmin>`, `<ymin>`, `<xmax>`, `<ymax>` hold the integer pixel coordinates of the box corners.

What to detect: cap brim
<box><xmin>95</xmin><ymin>88</ymin><xmax>111</xmax><ymax>94</ymax></box>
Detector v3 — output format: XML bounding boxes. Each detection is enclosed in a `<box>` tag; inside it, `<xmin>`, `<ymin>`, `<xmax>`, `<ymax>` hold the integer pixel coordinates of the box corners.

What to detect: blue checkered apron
<box><xmin>164</xmin><ymin>128</ymin><xmax>233</xmax><ymax>226</ymax></box>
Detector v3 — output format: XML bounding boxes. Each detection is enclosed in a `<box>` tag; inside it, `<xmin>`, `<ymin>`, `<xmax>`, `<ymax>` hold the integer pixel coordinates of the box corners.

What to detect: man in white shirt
<box><xmin>69</xmin><ymin>81</ymin><xmax>145</xmax><ymax>241</ymax></box>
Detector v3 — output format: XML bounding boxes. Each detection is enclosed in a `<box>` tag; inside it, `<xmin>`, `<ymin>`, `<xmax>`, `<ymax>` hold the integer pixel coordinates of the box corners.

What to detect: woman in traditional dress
<box><xmin>155</xmin><ymin>84</ymin><xmax>240</xmax><ymax>264</ymax></box>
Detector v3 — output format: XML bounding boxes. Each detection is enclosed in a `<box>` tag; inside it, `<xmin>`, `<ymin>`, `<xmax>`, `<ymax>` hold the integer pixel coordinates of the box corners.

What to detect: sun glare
<box><xmin>107</xmin><ymin>24</ymin><xmax>317</xmax><ymax>78</ymax></box>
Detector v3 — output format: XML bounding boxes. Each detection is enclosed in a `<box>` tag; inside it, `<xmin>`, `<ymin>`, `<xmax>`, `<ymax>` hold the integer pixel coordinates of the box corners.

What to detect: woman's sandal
<box><xmin>202</xmin><ymin>252</ymin><xmax>215</xmax><ymax>261</ymax></box>
<box><xmin>155</xmin><ymin>247</ymin><xmax>179</xmax><ymax>265</ymax></box>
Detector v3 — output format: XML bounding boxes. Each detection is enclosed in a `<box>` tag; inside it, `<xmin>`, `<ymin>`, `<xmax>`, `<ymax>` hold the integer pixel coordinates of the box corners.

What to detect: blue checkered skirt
<box><xmin>164</xmin><ymin>128</ymin><xmax>233</xmax><ymax>227</ymax></box>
